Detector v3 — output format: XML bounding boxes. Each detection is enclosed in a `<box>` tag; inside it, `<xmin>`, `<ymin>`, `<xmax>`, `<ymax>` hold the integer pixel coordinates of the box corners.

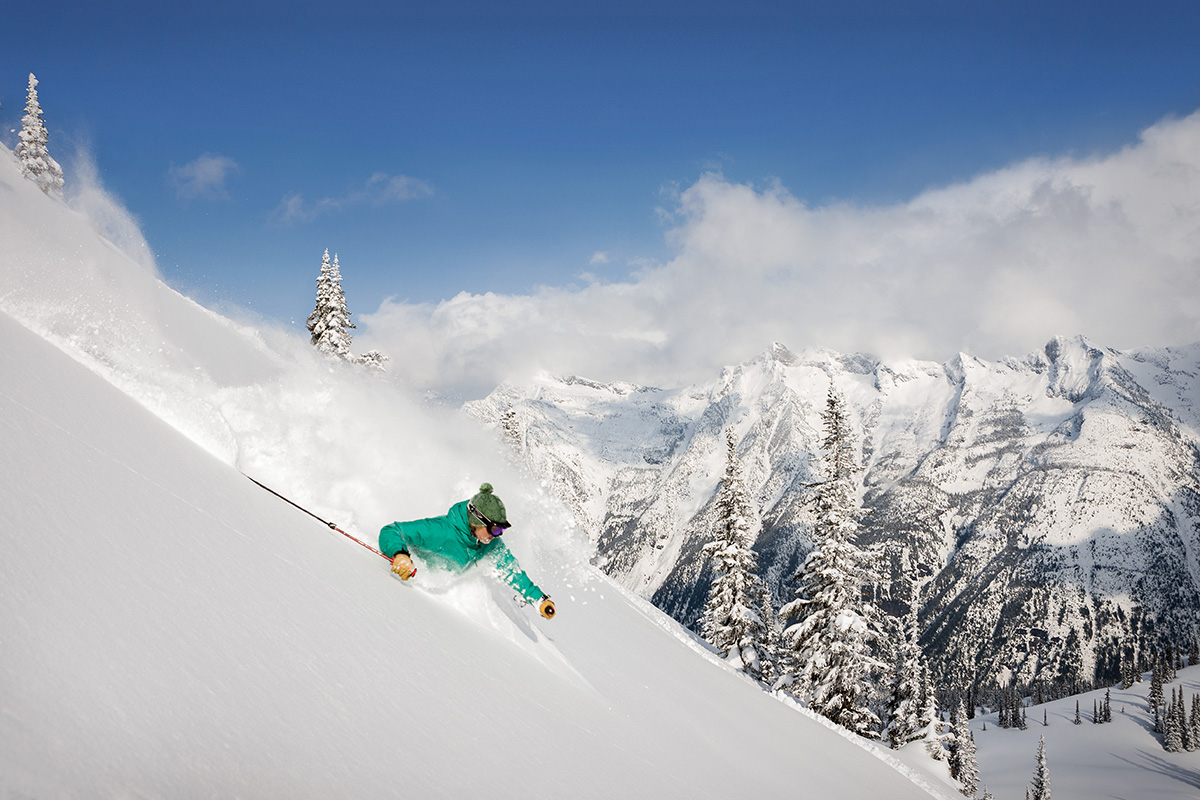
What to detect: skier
<box><xmin>380</xmin><ymin>483</ymin><xmax>556</xmax><ymax>619</ymax></box>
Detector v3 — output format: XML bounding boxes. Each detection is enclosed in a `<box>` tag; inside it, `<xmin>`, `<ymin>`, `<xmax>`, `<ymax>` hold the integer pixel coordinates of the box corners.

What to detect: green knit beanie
<box><xmin>468</xmin><ymin>483</ymin><xmax>509</xmax><ymax>528</ymax></box>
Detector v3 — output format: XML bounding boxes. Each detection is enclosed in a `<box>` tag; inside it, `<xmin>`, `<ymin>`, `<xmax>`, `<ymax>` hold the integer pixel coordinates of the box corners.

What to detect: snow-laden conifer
<box><xmin>700</xmin><ymin>429</ymin><xmax>768</xmax><ymax>680</ymax></box>
<box><xmin>1030</xmin><ymin>735</ymin><xmax>1052</xmax><ymax>800</ymax></box>
<box><xmin>15</xmin><ymin>73</ymin><xmax>64</xmax><ymax>198</ymax></box>
<box><xmin>779</xmin><ymin>388</ymin><xmax>880</xmax><ymax>736</ymax></box>
<box><xmin>1164</xmin><ymin>694</ymin><xmax>1183</xmax><ymax>752</ymax></box>
<box><xmin>356</xmin><ymin>349</ymin><xmax>389</xmax><ymax>372</ymax></box>
<box><xmin>758</xmin><ymin>581</ymin><xmax>783</xmax><ymax>685</ymax></box>
<box><xmin>1191</xmin><ymin>694</ymin><xmax>1200</xmax><ymax>751</ymax></box>
<box><xmin>306</xmin><ymin>250</ymin><xmax>356</xmax><ymax>359</ymax></box>
<box><xmin>885</xmin><ymin>598</ymin><xmax>928</xmax><ymax>748</ymax></box>
<box><xmin>949</xmin><ymin>698</ymin><xmax>979</xmax><ymax>797</ymax></box>
<box><xmin>1178</xmin><ymin>689</ymin><xmax>1192</xmax><ymax>751</ymax></box>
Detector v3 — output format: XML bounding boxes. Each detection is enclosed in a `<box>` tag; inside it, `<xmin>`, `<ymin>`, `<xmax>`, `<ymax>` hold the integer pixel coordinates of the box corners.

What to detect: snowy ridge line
<box><xmin>0</xmin><ymin>377</ymin><xmax>265</xmax><ymax>554</ymax></box>
<box><xmin>584</xmin><ymin>562</ymin><xmax>733</xmax><ymax>666</ymax></box>
<box><xmin>589</xmin><ymin>560</ymin><xmax>955</xmax><ymax>798</ymax></box>
<box><xmin>770</xmin><ymin>692</ymin><xmax>957</xmax><ymax>800</ymax></box>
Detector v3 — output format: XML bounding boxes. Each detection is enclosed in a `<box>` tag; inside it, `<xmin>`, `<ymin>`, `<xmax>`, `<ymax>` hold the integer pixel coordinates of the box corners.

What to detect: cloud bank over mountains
<box><xmin>362</xmin><ymin>111</ymin><xmax>1200</xmax><ymax>398</ymax></box>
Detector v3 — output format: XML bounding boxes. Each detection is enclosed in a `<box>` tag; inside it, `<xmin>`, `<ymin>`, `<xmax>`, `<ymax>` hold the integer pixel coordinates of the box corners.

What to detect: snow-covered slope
<box><xmin>468</xmin><ymin>339</ymin><xmax>1200</xmax><ymax>692</ymax></box>
<box><xmin>0</xmin><ymin>149</ymin><xmax>945</xmax><ymax>797</ymax></box>
<box><xmin>969</xmin><ymin>664</ymin><xmax>1200</xmax><ymax>800</ymax></box>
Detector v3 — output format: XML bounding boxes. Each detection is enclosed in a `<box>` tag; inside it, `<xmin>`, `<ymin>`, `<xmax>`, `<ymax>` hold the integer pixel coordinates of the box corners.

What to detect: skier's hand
<box><xmin>539</xmin><ymin>597</ymin><xmax>556</xmax><ymax>619</ymax></box>
<box><xmin>391</xmin><ymin>552</ymin><xmax>416</xmax><ymax>580</ymax></box>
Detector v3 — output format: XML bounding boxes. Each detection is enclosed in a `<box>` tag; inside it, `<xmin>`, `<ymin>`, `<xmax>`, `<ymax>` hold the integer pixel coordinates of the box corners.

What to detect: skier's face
<box><xmin>471</xmin><ymin>525</ymin><xmax>495</xmax><ymax>544</ymax></box>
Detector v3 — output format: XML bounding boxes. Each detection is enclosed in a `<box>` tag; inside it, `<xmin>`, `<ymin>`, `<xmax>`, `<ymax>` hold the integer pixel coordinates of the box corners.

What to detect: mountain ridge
<box><xmin>467</xmin><ymin>334</ymin><xmax>1200</xmax><ymax>692</ymax></box>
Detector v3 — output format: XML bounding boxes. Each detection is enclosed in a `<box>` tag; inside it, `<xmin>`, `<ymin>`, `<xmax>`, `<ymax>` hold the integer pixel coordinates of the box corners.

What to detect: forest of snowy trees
<box><xmin>694</xmin><ymin>385</ymin><xmax>1200</xmax><ymax>797</ymax></box>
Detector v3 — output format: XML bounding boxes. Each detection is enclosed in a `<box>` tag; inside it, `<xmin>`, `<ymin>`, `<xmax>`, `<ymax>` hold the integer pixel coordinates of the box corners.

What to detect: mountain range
<box><xmin>466</xmin><ymin>337</ymin><xmax>1200</xmax><ymax>692</ymax></box>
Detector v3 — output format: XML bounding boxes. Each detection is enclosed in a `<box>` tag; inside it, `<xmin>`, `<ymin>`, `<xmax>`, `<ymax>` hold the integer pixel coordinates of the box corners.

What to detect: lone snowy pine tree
<box><xmin>1030</xmin><ymin>735</ymin><xmax>1052</xmax><ymax>800</ymax></box>
<box><xmin>779</xmin><ymin>387</ymin><xmax>880</xmax><ymax>736</ymax></box>
<box><xmin>700</xmin><ymin>429</ymin><xmax>768</xmax><ymax>680</ymax></box>
<box><xmin>16</xmin><ymin>73</ymin><xmax>64</xmax><ymax>198</ymax></box>
<box><xmin>306</xmin><ymin>249</ymin><xmax>356</xmax><ymax>359</ymax></box>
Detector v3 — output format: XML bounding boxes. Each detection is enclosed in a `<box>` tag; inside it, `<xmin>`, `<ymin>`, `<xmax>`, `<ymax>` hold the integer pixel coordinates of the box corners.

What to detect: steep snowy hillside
<box><xmin>0</xmin><ymin>310</ymin><xmax>946</xmax><ymax>798</ymax></box>
<box><xmin>0</xmin><ymin>149</ymin><xmax>944</xmax><ymax>797</ymax></box>
<box><xmin>467</xmin><ymin>340</ymin><xmax>1200</xmax><ymax>693</ymax></box>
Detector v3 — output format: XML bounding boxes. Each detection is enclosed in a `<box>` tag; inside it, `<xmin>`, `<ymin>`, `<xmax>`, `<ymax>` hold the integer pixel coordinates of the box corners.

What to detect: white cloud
<box><xmin>360</xmin><ymin>111</ymin><xmax>1200</xmax><ymax>399</ymax></box>
<box><xmin>271</xmin><ymin>172</ymin><xmax>433</xmax><ymax>225</ymax></box>
<box><xmin>169</xmin><ymin>153</ymin><xmax>240</xmax><ymax>202</ymax></box>
<box><xmin>590</xmin><ymin>251</ymin><xmax>611</xmax><ymax>265</ymax></box>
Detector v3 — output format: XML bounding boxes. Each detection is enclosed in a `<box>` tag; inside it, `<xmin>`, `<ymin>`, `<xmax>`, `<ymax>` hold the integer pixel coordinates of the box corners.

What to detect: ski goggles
<box><xmin>467</xmin><ymin>502</ymin><xmax>510</xmax><ymax>535</ymax></box>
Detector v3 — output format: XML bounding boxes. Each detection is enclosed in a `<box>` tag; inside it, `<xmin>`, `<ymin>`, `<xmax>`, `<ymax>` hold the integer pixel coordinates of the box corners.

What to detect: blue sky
<box><xmin>6</xmin><ymin>1</ymin><xmax>1200</xmax><ymax>390</ymax></box>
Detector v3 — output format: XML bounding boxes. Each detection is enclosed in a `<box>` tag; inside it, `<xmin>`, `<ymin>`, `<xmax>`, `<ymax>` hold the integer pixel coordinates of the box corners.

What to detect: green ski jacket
<box><xmin>379</xmin><ymin>500</ymin><xmax>544</xmax><ymax>603</ymax></box>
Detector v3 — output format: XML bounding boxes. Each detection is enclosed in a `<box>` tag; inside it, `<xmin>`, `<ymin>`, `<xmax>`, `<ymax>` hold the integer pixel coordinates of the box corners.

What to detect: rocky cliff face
<box><xmin>466</xmin><ymin>336</ymin><xmax>1200</xmax><ymax>690</ymax></box>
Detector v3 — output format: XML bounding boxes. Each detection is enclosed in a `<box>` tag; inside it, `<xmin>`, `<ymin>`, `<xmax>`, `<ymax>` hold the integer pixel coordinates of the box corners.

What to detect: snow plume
<box><xmin>65</xmin><ymin>145</ymin><xmax>158</xmax><ymax>275</ymax></box>
<box><xmin>0</xmin><ymin>141</ymin><xmax>590</xmax><ymax>582</ymax></box>
<box><xmin>362</xmin><ymin>110</ymin><xmax>1200</xmax><ymax>398</ymax></box>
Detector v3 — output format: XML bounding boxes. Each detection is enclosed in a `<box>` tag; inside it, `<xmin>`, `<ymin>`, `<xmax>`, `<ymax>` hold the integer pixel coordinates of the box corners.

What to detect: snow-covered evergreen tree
<box><xmin>15</xmin><ymin>73</ymin><xmax>64</xmax><ymax>198</ymax></box>
<box><xmin>306</xmin><ymin>250</ymin><xmax>356</xmax><ymax>359</ymax></box>
<box><xmin>1164</xmin><ymin>694</ymin><xmax>1183</xmax><ymax>752</ymax></box>
<box><xmin>779</xmin><ymin>388</ymin><xmax>880</xmax><ymax>736</ymax></box>
<box><xmin>1178</xmin><ymin>689</ymin><xmax>1192</xmax><ymax>751</ymax></box>
<box><xmin>950</xmin><ymin>698</ymin><xmax>979</xmax><ymax>797</ymax></box>
<box><xmin>1190</xmin><ymin>694</ymin><xmax>1200</xmax><ymax>751</ymax></box>
<box><xmin>758</xmin><ymin>581</ymin><xmax>783</xmax><ymax>685</ymax></box>
<box><xmin>885</xmin><ymin>598</ymin><xmax>928</xmax><ymax>748</ymax></box>
<box><xmin>700</xmin><ymin>429</ymin><xmax>768</xmax><ymax>680</ymax></box>
<box><xmin>1121</xmin><ymin>649</ymin><xmax>1136</xmax><ymax>689</ymax></box>
<box><xmin>1030</xmin><ymin>735</ymin><xmax>1052</xmax><ymax>800</ymax></box>
<box><xmin>1150</xmin><ymin>657</ymin><xmax>1165</xmax><ymax>730</ymax></box>
<box><xmin>355</xmin><ymin>349</ymin><xmax>389</xmax><ymax>372</ymax></box>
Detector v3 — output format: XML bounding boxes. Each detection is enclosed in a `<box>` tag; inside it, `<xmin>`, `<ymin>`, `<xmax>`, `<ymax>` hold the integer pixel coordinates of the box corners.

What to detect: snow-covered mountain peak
<box><xmin>1042</xmin><ymin>334</ymin><xmax>1113</xmax><ymax>402</ymax></box>
<box><xmin>767</xmin><ymin>340</ymin><xmax>799</xmax><ymax>364</ymax></box>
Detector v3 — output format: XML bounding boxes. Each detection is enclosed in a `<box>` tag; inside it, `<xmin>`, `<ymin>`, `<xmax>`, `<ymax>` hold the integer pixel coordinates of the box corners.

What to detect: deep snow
<box><xmin>0</xmin><ymin>149</ymin><xmax>945</xmax><ymax>797</ymax></box>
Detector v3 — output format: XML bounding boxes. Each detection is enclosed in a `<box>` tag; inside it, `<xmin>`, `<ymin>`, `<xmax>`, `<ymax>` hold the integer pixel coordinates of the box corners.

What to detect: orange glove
<box><xmin>539</xmin><ymin>597</ymin><xmax>556</xmax><ymax>619</ymax></box>
<box><xmin>391</xmin><ymin>552</ymin><xmax>416</xmax><ymax>580</ymax></box>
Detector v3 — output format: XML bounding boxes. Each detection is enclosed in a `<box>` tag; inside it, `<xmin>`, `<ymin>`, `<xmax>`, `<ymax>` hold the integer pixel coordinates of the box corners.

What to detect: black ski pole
<box><xmin>243</xmin><ymin>473</ymin><xmax>396</xmax><ymax>564</ymax></box>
